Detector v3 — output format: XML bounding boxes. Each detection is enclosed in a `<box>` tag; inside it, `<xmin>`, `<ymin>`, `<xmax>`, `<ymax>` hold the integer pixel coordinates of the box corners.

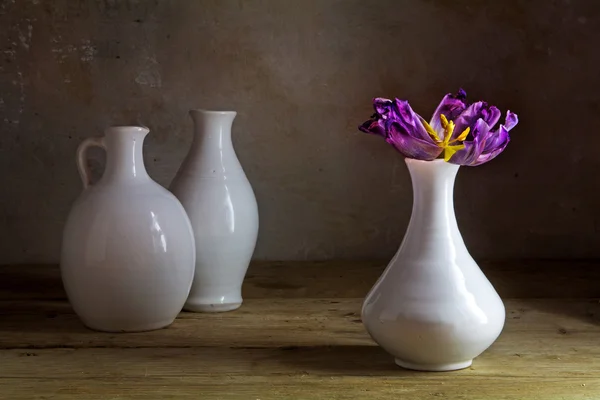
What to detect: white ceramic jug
<box><xmin>170</xmin><ymin>110</ymin><xmax>259</xmax><ymax>312</ymax></box>
<box><xmin>61</xmin><ymin>126</ymin><xmax>196</xmax><ymax>332</ymax></box>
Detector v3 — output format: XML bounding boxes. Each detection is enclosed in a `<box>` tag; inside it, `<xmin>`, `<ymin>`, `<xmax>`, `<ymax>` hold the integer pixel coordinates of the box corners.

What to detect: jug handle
<box><xmin>76</xmin><ymin>137</ymin><xmax>106</xmax><ymax>189</ymax></box>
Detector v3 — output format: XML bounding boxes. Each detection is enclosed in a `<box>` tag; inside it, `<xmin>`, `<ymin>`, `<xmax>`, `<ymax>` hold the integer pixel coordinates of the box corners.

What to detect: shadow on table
<box><xmin>273</xmin><ymin>345</ymin><xmax>426</xmax><ymax>376</ymax></box>
<box><xmin>514</xmin><ymin>298</ymin><xmax>600</xmax><ymax>328</ymax></box>
<box><xmin>0</xmin><ymin>264</ymin><xmax>66</xmax><ymax>301</ymax></box>
<box><xmin>0</xmin><ymin>299</ymin><xmax>96</xmax><ymax>336</ymax></box>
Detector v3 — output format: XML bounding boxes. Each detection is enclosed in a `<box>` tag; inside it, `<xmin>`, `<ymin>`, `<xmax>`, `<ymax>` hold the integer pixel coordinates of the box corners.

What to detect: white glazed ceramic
<box><xmin>61</xmin><ymin>126</ymin><xmax>196</xmax><ymax>332</ymax></box>
<box><xmin>170</xmin><ymin>110</ymin><xmax>259</xmax><ymax>312</ymax></box>
<box><xmin>361</xmin><ymin>158</ymin><xmax>505</xmax><ymax>371</ymax></box>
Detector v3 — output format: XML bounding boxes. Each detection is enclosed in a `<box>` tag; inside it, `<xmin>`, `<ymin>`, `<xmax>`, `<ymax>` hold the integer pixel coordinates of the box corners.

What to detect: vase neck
<box><xmin>102</xmin><ymin>127</ymin><xmax>150</xmax><ymax>184</ymax></box>
<box><xmin>405</xmin><ymin>159</ymin><xmax>460</xmax><ymax>237</ymax></box>
<box><xmin>185</xmin><ymin>109</ymin><xmax>242</xmax><ymax>174</ymax></box>
<box><xmin>191</xmin><ymin>109</ymin><xmax>235</xmax><ymax>145</ymax></box>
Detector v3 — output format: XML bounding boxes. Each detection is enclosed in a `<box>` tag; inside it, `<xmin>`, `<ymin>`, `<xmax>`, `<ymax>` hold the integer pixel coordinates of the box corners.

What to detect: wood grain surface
<box><xmin>0</xmin><ymin>262</ymin><xmax>599</xmax><ymax>399</ymax></box>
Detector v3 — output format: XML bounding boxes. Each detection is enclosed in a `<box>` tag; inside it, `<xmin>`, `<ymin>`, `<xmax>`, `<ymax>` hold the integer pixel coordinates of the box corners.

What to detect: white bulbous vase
<box><xmin>362</xmin><ymin>158</ymin><xmax>505</xmax><ymax>371</ymax></box>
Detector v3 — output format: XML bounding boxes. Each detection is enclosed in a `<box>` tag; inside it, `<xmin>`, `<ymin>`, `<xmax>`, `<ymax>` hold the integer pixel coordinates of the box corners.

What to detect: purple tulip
<box><xmin>359</xmin><ymin>89</ymin><xmax>518</xmax><ymax>166</ymax></box>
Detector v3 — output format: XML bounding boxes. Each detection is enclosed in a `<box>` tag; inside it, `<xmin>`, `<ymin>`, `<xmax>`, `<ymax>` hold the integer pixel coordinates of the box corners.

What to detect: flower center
<box><xmin>423</xmin><ymin>114</ymin><xmax>470</xmax><ymax>161</ymax></box>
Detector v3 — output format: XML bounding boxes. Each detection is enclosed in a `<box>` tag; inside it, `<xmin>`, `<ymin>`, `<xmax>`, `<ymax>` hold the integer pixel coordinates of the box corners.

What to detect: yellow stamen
<box><xmin>440</xmin><ymin>114</ymin><xmax>450</xmax><ymax>129</ymax></box>
<box><xmin>444</xmin><ymin>121</ymin><xmax>455</xmax><ymax>145</ymax></box>
<box><xmin>443</xmin><ymin>144</ymin><xmax>466</xmax><ymax>162</ymax></box>
<box><xmin>440</xmin><ymin>114</ymin><xmax>455</xmax><ymax>145</ymax></box>
<box><xmin>453</xmin><ymin>127</ymin><xmax>470</xmax><ymax>143</ymax></box>
<box><xmin>422</xmin><ymin>119</ymin><xmax>441</xmax><ymax>142</ymax></box>
<box><xmin>435</xmin><ymin>114</ymin><xmax>469</xmax><ymax>162</ymax></box>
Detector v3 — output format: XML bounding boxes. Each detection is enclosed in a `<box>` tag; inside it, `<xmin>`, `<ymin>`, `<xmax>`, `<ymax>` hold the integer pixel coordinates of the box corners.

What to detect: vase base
<box><xmin>395</xmin><ymin>358</ymin><xmax>472</xmax><ymax>372</ymax></box>
<box><xmin>184</xmin><ymin>302</ymin><xmax>242</xmax><ymax>313</ymax></box>
<box><xmin>82</xmin><ymin>318</ymin><xmax>174</xmax><ymax>333</ymax></box>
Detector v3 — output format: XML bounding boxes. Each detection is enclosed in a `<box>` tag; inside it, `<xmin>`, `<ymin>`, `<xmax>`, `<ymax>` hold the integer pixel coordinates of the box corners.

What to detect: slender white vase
<box><xmin>61</xmin><ymin>126</ymin><xmax>196</xmax><ymax>332</ymax></box>
<box><xmin>362</xmin><ymin>158</ymin><xmax>505</xmax><ymax>371</ymax></box>
<box><xmin>170</xmin><ymin>110</ymin><xmax>259</xmax><ymax>312</ymax></box>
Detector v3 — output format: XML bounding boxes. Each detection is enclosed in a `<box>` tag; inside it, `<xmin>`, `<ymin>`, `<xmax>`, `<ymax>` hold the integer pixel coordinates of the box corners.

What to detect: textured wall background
<box><xmin>0</xmin><ymin>0</ymin><xmax>599</xmax><ymax>263</ymax></box>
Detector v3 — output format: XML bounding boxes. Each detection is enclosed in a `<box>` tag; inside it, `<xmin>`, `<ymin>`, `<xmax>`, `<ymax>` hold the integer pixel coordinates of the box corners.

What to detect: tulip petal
<box><xmin>359</xmin><ymin>116</ymin><xmax>387</xmax><ymax>137</ymax></box>
<box><xmin>358</xmin><ymin>98</ymin><xmax>395</xmax><ymax>137</ymax></box>
<box><xmin>373</xmin><ymin>98</ymin><xmax>395</xmax><ymax>118</ymax></box>
<box><xmin>453</xmin><ymin>102</ymin><xmax>501</xmax><ymax>140</ymax></box>
<box><xmin>392</xmin><ymin>99</ymin><xmax>433</xmax><ymax>143</ymax></box>
<box><xmin>481</xmin><ymin>123</ymin><xmax>510</xmax><ymax>154</ymax></box>
<box><xmin>359</xmin><ymin>97</ymin><xmax>442</xmax><ymax>161</ymax></box>
<box><xmin>386</xmin><ymin>121</ymin><xmax>442</xmax><ymax>160</ymax></box>
<box><xmin>448</xmin><ymin>119</ymin><xmax>491</xmax><ymax>165</ymax></box>
<box><xmin>430</xmin><ymin>89</ymin><xmax>468</xmax><ymax>135</ymax></box>
<box><xmin>472</xmin><ymin>111</ymin><xmax>518</xmax><ymax>165</ymax></box>
<box><xmin>504</xmin><ymin>110</ymin><xmax>519</xmax><ymax>131</ymax></box>
<box><xmin>472</xmin><ymin>126</ymin><xmax>511</xmax><ymax>166</ymax></box>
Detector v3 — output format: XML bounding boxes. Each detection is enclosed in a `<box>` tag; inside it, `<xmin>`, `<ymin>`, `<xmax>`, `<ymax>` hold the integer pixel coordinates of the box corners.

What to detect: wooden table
<box><xmin>1</xmin><ymin>261</ymin><xmax>599</xmax><ymax>399</ymax></box>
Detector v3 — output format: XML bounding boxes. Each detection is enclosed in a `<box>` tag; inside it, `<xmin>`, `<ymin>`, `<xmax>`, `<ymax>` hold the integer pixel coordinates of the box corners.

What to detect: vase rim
<box><xmin>189</xmin><ymin>109</ymin><xmax>237</xmax><ymax>115</ymax></box>
<box><xmin>405</xmin><ymin>158</ymin><xmax>449</xmax><ymax>164</ymax></box>
<box><xmin>104</xmin><ymin>126</ymin><xmax>149</xmax><ymax>135</ymax></box>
